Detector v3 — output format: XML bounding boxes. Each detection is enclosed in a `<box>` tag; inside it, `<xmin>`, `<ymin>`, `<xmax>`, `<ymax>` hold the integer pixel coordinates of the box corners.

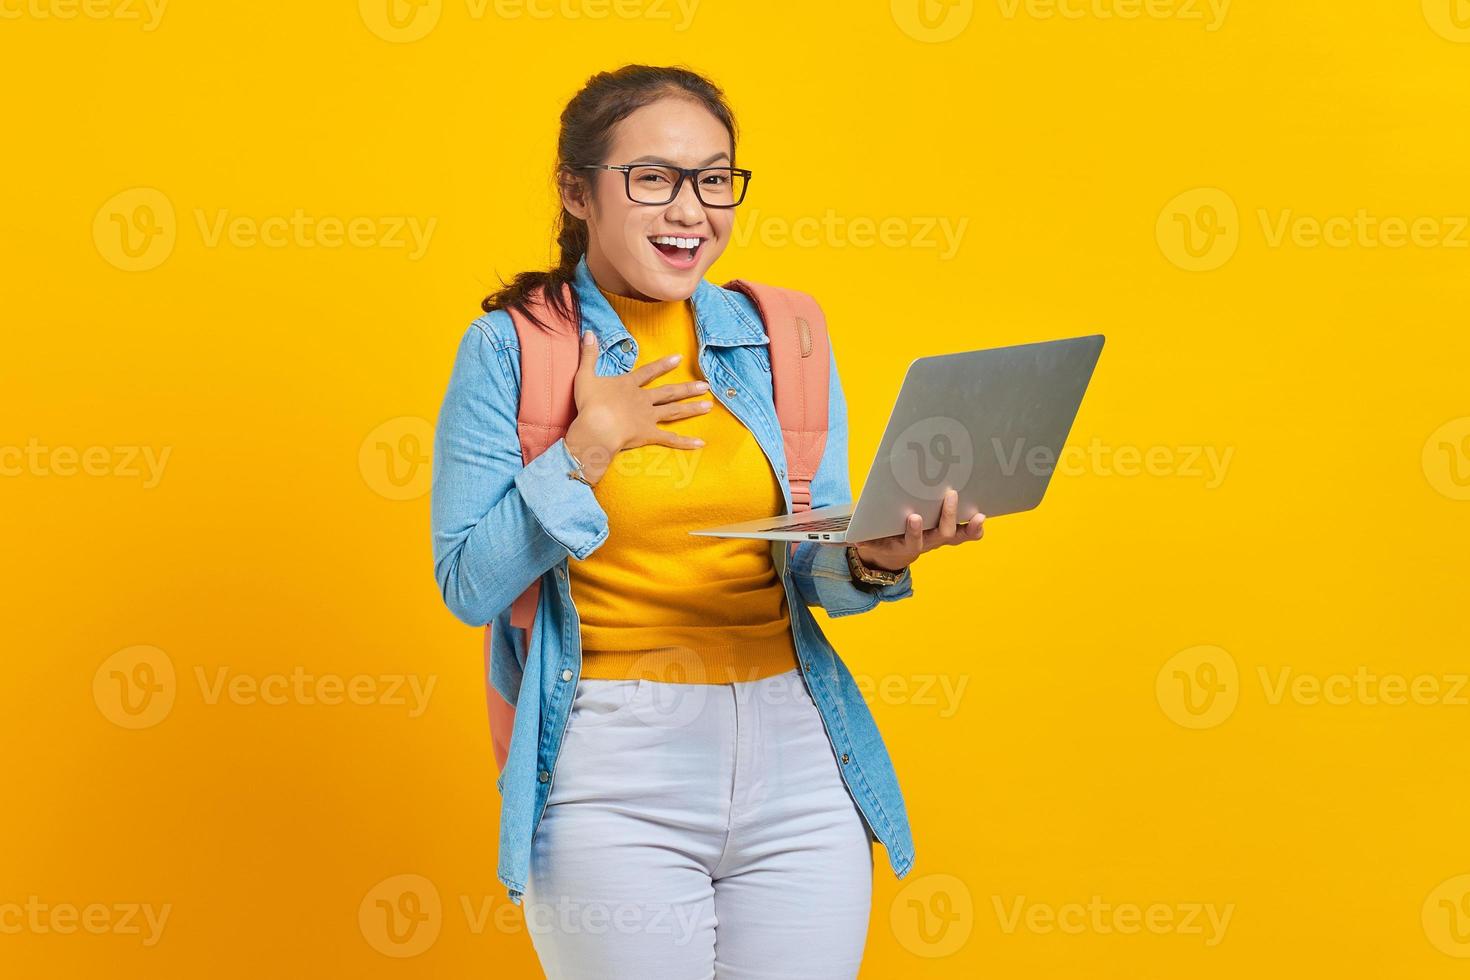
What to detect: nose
<box><xmin>664</xmin><ymin>173</ymin><xmax>706</xmax><ymax>222</ymax></box>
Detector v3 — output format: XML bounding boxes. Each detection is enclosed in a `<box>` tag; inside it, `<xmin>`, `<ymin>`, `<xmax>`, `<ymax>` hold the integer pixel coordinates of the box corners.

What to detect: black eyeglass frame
<box><xmin>575</xmin><ymin>164</ymin><xmax>754</xmax><ymax>208</ymax></box>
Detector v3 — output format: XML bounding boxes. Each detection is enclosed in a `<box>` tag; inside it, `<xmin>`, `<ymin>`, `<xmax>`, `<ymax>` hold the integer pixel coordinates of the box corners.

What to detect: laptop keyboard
<box><xmin>775</xmin><ymin>515</ymin><xmax>852</xmax><ymax>532</ymax></box>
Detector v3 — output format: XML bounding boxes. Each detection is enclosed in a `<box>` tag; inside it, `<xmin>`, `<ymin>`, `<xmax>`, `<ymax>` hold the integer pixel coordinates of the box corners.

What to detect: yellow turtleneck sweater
<box><xmin>570</xmin><ymin>285</ymin><xmax>799</xmax><ymax>685</ymax></box>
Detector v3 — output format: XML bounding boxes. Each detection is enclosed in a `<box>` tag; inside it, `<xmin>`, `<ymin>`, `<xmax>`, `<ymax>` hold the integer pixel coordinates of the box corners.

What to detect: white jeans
<box><xmin>523</xmin><ymin>667</ymin><xmax>874</xmax><ymax>979</ymax></box>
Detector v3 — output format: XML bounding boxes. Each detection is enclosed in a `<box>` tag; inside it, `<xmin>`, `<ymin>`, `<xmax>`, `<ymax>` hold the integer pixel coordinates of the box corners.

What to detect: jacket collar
<box><xmin>571</xmin><ymin>253</ymin><xmax>769</xmax><ymax>356</ymax></box>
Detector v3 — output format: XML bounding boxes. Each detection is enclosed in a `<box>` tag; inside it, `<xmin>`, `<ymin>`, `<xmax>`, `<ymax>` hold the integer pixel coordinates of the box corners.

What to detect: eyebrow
<box><xmin>628</xmin><ymin>152</ymin><xmax>732</xmax><ymax>167</ymax></box>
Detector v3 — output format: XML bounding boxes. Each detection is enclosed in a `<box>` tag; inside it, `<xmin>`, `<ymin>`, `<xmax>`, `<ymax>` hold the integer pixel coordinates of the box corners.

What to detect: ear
<box><xmin>559</xmin><ymin>170</ymin><xmax>592</xmax><ymax>222</ymax></box>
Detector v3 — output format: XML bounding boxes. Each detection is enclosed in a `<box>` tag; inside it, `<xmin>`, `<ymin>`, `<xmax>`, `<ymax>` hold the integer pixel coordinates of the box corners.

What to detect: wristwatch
<box><xmin>846</xmin><ymin>545</ymin><xmax>906</xmax><ymax>590</ymax></box>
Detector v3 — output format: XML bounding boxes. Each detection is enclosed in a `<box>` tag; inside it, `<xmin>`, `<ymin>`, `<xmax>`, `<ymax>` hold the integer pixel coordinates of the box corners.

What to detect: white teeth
<box><xmin>651</xmin><ymin>235</ymin><xmax>702</xmax><ymax>249</ymax></box>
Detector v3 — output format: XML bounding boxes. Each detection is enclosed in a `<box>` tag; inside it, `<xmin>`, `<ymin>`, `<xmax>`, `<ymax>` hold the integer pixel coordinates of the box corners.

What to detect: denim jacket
<box><xmin>431</xmin><ymin>254</ymin><xmax>917</xmax><ymax>905</ymax></box>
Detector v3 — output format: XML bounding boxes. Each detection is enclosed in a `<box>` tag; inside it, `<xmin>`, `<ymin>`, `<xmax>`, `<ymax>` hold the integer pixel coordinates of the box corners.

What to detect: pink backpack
<box><xmin>485</xmin><ymin>279</ymin><xmax>831</xmax><ymax>771</ymax></box>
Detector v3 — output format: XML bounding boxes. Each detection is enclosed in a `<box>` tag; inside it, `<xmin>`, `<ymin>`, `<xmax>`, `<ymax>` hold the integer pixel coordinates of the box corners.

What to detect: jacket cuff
<box><xmin>512</xmin><ymin>438</ymin><xmax>609</xmax><ymax>561</ymax></box>
<box><xmin>793</xmin><ymin>541</ymin><xmax>915</xmax><ymax>617</ymax></box>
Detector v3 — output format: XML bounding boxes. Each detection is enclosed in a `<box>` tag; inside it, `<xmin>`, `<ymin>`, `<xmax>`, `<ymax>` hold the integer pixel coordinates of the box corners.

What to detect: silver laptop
<box><xmin>689</xmin><ymin>334</ymin><xmax>1105</xmax><ymax>544</ymax></box>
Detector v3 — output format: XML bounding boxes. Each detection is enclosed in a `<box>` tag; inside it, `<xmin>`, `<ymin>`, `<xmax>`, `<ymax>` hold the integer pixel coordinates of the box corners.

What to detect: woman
<box><xmin>431</xmin><ymin>64</ymin><xmax>985</xmax><ymax>979</ymax></box>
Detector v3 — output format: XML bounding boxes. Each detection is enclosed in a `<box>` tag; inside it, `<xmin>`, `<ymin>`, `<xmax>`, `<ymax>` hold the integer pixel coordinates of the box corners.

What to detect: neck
<box><xmin>598</xmin><ymin>284</ymin><xmax>694</xmax><ymax>340</ymax></box>
<box><xmin>585</xmin><ymin>243</ymin><xmax>663</xmax><ymax>302</ymax></box>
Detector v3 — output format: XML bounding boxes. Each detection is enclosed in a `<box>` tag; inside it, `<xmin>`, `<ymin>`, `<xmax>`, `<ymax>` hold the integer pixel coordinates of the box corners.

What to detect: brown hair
<box><xmin>481</xmin><ymin>64</ymin><xmax>739</xmax><ymax>330</ymax></box>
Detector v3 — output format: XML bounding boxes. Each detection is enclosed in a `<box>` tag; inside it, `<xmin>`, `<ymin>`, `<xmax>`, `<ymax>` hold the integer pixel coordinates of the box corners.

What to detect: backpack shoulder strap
<box><xmin>721</xmin><ymin>279</ymin><xmax>831</xmax><ymax>514</ymax></box>
<box><xmin>485</xmin><ymin>282</ymin><xmax>581</xmax><ymax>772</ymax></box>
<box><xmin>509</xmin><ymin>283</ymin><xmax>582</xmax><ymax>464</ymax></box>
<box><xmin>504</xmin><ymin>282</ymin><xmax>581</xmax><ymax>634</ymax></box>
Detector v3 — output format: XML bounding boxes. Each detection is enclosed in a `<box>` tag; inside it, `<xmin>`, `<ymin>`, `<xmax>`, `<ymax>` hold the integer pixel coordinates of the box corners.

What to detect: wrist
<box><xmin>564</xmin><ymin>430</ymin><xmax>613</xmax><ymax>485</ymax></box>
<box><xmin>853</xmin><ymin>543</ymin><xmax>908</xmax><ymax>573</ymax></box>
<box><xmin>846</xmin><ymin>544</ymin><xmax>907</xmax><ymax>588</ymax></box>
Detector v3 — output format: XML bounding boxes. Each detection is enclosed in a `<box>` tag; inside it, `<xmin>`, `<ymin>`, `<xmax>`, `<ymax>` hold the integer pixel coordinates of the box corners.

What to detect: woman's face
<box><xmin>563</xmin><ymin>97</ymin><xmax>736</xmax><ymax>302</ymax></box>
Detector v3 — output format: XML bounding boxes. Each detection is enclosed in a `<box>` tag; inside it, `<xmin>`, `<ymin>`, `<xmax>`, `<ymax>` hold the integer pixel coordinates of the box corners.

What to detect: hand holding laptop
<box><xmin>848</xmin><ymin>488</ymin><xmax>987</xmax><ymax>571</ymax></box>
<box><xmin>690</xmin><ymin>334</ymin><xmax>1105</xmax><ymax>547</ymax></box>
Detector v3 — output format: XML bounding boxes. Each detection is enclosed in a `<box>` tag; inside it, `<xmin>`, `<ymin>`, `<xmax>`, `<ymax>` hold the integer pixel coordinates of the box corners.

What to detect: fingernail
<box><xmin>584</xmin><ymin>331</ymin><xmax>596</xmax><ymax>343</ymax></box>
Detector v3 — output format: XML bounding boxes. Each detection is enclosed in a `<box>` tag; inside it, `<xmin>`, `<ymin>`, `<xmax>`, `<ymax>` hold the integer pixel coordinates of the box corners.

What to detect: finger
<box><xmin>939</xmin><ymin>489</ymin><xmax>958</xmax><ymax>539</ymax></box>
<box><xmin>656</xmin><ymin>399</ymin><xmax>713</xmax><ymax>421</ymax></box>
<box><xmin>628</xmin><ymin>352</ymin><xmax>683</xmax><ymax>387</ymax></box>
<box><xmin>649</xmin><ymin>379</ymin><xmax>712</xmax><ymax>405</ymax></box>
<box><xmin>575</xmin><ymin>329</ymin><xmax>599</xmax><ymax>383</ymax></box>
<box><xmin>903</xmin><ymin>512</ymin><xmax>924</xmax><ymax>553</ymax></box>
<box><xmin>966</xmin><ymin>512</ymin><xmax>986</xmax><ymax>541</ymax></box>
<box><xmin>650</xmin><ymin>428</ymin><xmax>706</xmax><ymax>450</ymax></box>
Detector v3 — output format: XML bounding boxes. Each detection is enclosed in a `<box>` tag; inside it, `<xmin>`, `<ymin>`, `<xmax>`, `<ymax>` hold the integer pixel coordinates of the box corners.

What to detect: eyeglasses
<box><xmin>576</xmin><ymin>164</ymin><xmax>753</xmax><ymax>208</ymax></box>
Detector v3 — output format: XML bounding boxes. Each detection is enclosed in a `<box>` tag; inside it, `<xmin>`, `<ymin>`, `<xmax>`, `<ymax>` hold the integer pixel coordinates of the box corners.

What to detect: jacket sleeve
<box><xmin>787</xmin><ymin>339</ymin><xmax>915</xmax><ymax>617</ymax></box>
<box><xmin>431</xmin><ymin>319</ymin><xmax>610</xmax><ymax>628</ymax></box>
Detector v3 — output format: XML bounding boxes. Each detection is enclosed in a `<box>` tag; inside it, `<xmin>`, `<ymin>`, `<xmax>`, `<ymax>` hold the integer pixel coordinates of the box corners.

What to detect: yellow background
<box><xmin>4</xmin><ymin>0</ymin><xmax>1469</xmax><ymax>976</ymax></box>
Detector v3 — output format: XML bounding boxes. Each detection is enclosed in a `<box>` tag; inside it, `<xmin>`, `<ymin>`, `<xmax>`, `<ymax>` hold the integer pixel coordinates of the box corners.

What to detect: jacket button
<box><xmin>725</xmin><ymin>386</ymin><xmax>738</xmax><ymax>397</ymax></box>
<box><xmin>538</xmin><ymin>770</ymin><xmax>550</xmax><ymax>783</ymax></box>
<box><xmin>556</xmin><ymin>567</ymin><xmax>566</xmax><ymax>580</ymax></box>
<box><xmin>841</xmin><ymin>753</ymin><xmax>850</xmax><ymax>764</ymax></box>
<box><xmin>561</xmin><ymin>668</ymin><xmax>573</xmax><ymax>682</ymax></box>
<box><xmin>619</xmin><ymin>339</ymin><xmax>632</xmax><ymax>352</ymax></box>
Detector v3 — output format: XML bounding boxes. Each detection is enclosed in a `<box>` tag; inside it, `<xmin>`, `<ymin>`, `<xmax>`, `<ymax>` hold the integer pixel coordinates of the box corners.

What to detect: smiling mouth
<box><xmin>647</xmin><ymin>235</ymin><xmax>705</xmax><ymax>268</ymax></box>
